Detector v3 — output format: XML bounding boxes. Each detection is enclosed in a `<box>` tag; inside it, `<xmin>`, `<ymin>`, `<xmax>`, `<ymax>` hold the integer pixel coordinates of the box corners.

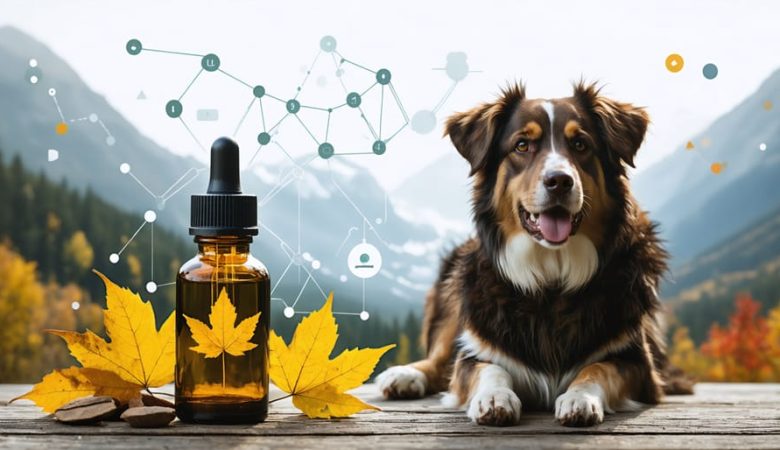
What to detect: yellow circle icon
<box><xmin>55</xmin><ymin>122</ymin><xmax>69</xmax><ymax>135</ymax></box>
<box><xmin>710</xmin><ymin>162</ymin><xmax>725</xmax><ymax>174</ymax></box>
<box><xmin>665</xmin><ymin>54</ymin><xmax>684</xmax><ymax>73</ymax></box>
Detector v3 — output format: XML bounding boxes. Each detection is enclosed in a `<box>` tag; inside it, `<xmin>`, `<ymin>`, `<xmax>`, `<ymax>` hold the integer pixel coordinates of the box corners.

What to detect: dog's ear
<box><xmin>445</xmin><ymin>83</ymin><xmax>524</xmax><ymax>176</ymax></box>
<box><xmin>573</xmin><ymin>82</ymin><xmax>649</xmax><ymax>168</ymax></box>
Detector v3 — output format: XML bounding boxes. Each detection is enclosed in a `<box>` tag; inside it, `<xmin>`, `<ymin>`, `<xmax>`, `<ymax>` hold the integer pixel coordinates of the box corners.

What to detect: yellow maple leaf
<box><xmin>268</xmin><ymin>293</ymin><xmax>394</xmax><ymax>418</ymax></box>
<box><xmin>11</xmin><ymin>271</ymin><xmax>174</xmax><ymax>412</ymax></box>
<box><xmin>183</xmin><ymin>287</ymin><xmax>261</xmax><ymax>358</ymax></box>
<box><xmin>11</xmin><ymin>367</ymin><xmax>140</xmax><ymax>413</ymax></box>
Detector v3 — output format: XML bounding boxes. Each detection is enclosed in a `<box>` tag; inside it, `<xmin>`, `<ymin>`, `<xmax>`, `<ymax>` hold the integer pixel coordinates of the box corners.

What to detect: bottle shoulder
<box><xmin>178</xmin><ymin>252</ymin><xmax>269</xmax><ymax>282</ymax></box>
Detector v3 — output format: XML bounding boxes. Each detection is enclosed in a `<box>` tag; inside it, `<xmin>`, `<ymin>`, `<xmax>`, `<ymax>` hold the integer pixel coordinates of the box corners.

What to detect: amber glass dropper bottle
<box><xmin>175</xmin><ymin>137</ymin><xmax>270</xmax><ymax>424</ymax></box>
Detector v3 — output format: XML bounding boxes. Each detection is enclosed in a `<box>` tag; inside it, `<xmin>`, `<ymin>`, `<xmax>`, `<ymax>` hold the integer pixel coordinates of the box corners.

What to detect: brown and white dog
<box><xmin>376</xmin><ymin>82</ymin><xmax>692</xmax><ymax>427</ymax></box>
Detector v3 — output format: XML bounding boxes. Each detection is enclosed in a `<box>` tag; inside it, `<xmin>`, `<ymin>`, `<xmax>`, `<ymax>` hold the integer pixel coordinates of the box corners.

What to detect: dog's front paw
<box><xmin>555</xmin><ymin>386</ymin><xmax>605</xmax><ymax>427</ymax></box>
<box><xmin>376</xmin><ymin>366</ymin><xmax>427</xmax><ymax>399</ymax></box>
<box><xmin>467</xmin><ymin>387</ymin><xmax>522</xmax><ymax>426</ymax></box>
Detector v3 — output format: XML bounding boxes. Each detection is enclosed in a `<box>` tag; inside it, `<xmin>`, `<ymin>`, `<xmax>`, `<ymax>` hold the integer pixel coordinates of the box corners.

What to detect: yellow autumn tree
<box><xmin>64</xmin><ymin>230</ymin><xmax>94</xmax><ymax>273</ymax></box>
<box><xmin>668</xmin><ymin>326</ymin><xmax>712</xmax><ymax>380</ymax></box>
<box><xmin>767</xmin><ymin>303</ymin><xmax>780</xmax><ymax>374</ymax></box>
<box><xmin>394</xmin><ymin>333</ymin><xmax>411</xmax><ymax>365</ymax></box>
<box><xmin>0</xmin><ymin>244</ymin><xmax>45</xmax><ymax>382</ymax></box>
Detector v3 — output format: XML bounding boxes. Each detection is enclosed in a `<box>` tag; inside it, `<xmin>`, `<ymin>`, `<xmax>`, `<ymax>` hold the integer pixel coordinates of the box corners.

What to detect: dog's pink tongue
<box><xmin>539</xmin><ymin>210</ymin><xmax>573</xmax><ymax>243</ymax></box>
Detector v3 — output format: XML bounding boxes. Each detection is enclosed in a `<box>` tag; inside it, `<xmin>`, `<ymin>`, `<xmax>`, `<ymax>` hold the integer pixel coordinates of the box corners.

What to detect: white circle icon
<box><xmin>347</xmin><ymin>242</ymin><xmax>382</xmax><ymax>279</ymax></box>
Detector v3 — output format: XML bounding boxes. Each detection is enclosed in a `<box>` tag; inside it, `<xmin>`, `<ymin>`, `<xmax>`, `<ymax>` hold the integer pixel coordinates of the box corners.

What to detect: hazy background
<box><xmin>1</xmin><ymin>0</ymin><xmax>779</xmax><ymax>383</ymax></box>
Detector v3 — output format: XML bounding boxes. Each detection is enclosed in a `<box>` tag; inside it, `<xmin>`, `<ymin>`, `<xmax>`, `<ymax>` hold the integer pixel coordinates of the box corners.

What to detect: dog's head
<box><xmin>446</xmin><ymin>82</ymin><xmax>648</xmax><ymax>290</ymax></box>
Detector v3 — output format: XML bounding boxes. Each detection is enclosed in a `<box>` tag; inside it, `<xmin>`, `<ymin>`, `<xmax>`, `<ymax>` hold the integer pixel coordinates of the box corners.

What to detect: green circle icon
<box><xmin>376</xmin><ymin>69</ymin><xmax>391</xmax><ymax>85</ymax></box>
<box><xmin>286</xmin><ymin>99</ymin><xmax>301</xmax><ymax>114</ymax></box>
<box><xmin>359</xmin><ymin>253</ymin><xmax>370</xmax><ymax>263</ymax></box>
<box><xmin>165</xmin><ymin>100</ymin><xmax>183</xmax><ymax>118</ymax></box>
<box><xmin>126</xmin><ymin>39</ymin><xmax>142</xmax><ymax>55</ymax></box>
<box><xmin>372</xmin><ymin>140</ymin><xmax>386</xmax><ymax>155</ymax></box>
<box><xmin>320</xmin><ymin>36</ymin><xmax>337</xmax><ymax>53</ymax></box>
<box><xmin>257</xmin><ymin>132</ymin><xmax>271</xmax><ymax>145</ymax></box>
<box><xmin>318</xmin><ymin>142</ymin><xmax>334</xmax><ymax>159</ymax></box>
<box><xmin>201</xmin><ymin>54</ymin><xmax>220</xmax><ymax>72</ymax></box>
<box><xmin>346</xmin><ymin>92</ymin><xmax>362</xmax><ymax>108</ymax></box>
<box><xmin>253</xmin><ymin>85</ymin><xmax>266</xmax><ymax>98</ymax></box>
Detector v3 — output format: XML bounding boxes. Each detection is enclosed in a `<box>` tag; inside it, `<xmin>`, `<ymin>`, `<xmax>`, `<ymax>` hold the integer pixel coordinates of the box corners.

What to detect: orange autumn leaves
<box><xmin>14</xmin><ymin>272</ymin><xmax>392</xmax><ymax>418</ymax></box>
<box><xmin>670</xmin><ymin>293</ymin><xmax>780</xmax><ymax>382</ymax></box>
<box><xmin>13</xmin><ymin>271</ymin><xmax>174</xmax><ymax>412</ymax></box>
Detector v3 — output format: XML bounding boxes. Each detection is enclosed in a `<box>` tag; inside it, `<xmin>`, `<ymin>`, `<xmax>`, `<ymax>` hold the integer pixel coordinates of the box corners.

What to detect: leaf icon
<box><xmin>184</xmin><ymin>287</ymin><xmax>260</xmax><ymax>359</ymax></box>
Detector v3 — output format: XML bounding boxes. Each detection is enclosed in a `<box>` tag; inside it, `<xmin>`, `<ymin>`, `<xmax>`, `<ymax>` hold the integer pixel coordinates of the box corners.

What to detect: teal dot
<box><xmin>257</xmin><ymin>132</ymin><xmax>271</xmax><ymax>145</ymax></box>
<box><xmin>320</xmin><ymin>36</ymin><xmax>337</xmax><ymax>53</ymax></box>
<box><xmin>318</xmin><ymin>142</ymin><xmax>334</xmax><ymax>159</ymax></box>
<box><xmin>126</xmin><ymin>39</ymin><xmax>142</xmax><ymax>55</ymax></box>
<box><xmin>165</xmin><ymin>100</ymin><xmax>183</xmax><ymax>118</ymax></box>
<box><xmin>286</xmin><ymin>99</ymin><xmax>301</xmax><ymax>114</ymax></box>
<box><xmin>201</xmin><ymin>54</ymin><xmax>220</xmax><ymax>72</ymax></box>
<box><xmin>702</xmin><ymin>63</ymin><xmax>718</xmax><ymax>80</ymax></box>
<box><xmin>347</xmin><ymin>92</ymin><xmax>362</xmax><ymax>108</ymax></box>
<box><xmin>253</xmin><ymin>85</ymin><xmax>266</xmax><ymax>98</ymax></box>
<box><xmin>372</xmin><ymin>140</ymin><xmax>386</xmax><ymax>155</ymax></box>
<box><xmin>359</xmin><ymin>253</ymin><xmax>370</xmax><ymax>263</ymax></box>
<box><xmin>376</xmin><ymin>69</ymin><xmax>392</xmax><ymax>85</ymax></box>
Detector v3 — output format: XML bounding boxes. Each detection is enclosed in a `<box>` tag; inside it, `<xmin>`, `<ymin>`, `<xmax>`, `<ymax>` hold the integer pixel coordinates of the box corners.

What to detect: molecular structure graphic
<box><xmin>665</xmin><ymin>53</ymin><xmax>772</xmax><ymax>173</ymax></box>
<box><xmin>125</xmin><ymin>36</ymin><xmax>410</xmax><ymax>163</ymax></box>
<box><xmin>120</xmin><ymin>35</ymin><xmax>473</xmax><ymax>320</ymax></box>
<box><xmin>26</xmin><ymin>58</ymin><xmax>116</xmax><ymax>161</ymax></box>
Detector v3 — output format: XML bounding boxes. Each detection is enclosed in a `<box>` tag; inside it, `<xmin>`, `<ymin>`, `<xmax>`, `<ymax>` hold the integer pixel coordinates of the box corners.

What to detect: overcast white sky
<box><xmin>3</xmin><ymin>0</ymin><xmax>779</xmax><ymax>190</ymax></box>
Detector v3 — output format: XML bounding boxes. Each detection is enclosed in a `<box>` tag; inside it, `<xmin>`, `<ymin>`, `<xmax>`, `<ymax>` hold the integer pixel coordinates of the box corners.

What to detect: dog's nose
<box><xmin>543</xmin><ymin>171</ymin><xmax>574</xmax><ymax>195</ymax></box>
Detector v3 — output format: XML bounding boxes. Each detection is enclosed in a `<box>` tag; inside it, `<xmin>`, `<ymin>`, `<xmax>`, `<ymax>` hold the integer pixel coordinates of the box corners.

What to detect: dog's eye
<box><xmin>515</xmin><ymin>139</ymin><xmax>530</xmax><ymax>153</ymax></box>
<box><xmin>572</xmin><ymin>139</ymin><xmax>587</xmax><ymax>152</ymax></box>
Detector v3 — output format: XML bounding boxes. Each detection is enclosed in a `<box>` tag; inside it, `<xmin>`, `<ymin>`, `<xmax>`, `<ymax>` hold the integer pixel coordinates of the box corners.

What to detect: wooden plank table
<box><xmin>1</xmin><ymin>383</ymin><xmax>779</xmax><ymax>449</ymax></box>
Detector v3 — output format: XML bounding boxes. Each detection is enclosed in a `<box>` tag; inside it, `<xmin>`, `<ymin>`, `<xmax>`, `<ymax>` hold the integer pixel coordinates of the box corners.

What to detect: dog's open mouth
<box><xmin>520</xmin><ymin>206</ymin><xmax>583</xmax><ymax>245</ymax></box>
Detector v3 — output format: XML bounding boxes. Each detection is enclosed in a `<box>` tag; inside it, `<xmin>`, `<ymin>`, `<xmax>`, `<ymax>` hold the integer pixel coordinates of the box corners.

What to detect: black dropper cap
<box><xmin>189</xmin><ymin>137</ymin><xmax>258</xmax><ymax>236</ymax></box>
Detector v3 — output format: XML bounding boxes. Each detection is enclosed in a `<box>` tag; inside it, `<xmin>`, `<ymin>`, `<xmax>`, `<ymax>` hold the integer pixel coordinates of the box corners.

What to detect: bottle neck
<box><xmin>195</xmin><ymin>235</ymin><xmax>252</xmax><ymax>264</ymax></box>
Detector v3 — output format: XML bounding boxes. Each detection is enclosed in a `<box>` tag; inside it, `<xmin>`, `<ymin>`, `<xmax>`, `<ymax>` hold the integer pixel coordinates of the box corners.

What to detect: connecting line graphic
<box><xmin>107</xmin><ymin>210</ymin><xmax>173</xmax><ymax>293</ymax></box>
<box><xmin>125</xmin><ymin>35</ymin><xmax>410</xmax><ymax>161</ymax></box>
<box><xmin>47</xmin><ymin>87</ymin><xmax>116</xmax><ymax>146</ymax></box>
<box><xmin>118</xmin><ymin>162</ymin><xmax>206</xmax><ymax>209</ymax></box>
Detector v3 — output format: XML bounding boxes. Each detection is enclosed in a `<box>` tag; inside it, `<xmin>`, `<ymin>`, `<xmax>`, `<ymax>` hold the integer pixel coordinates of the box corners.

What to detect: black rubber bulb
<box><xmin>207</xmin><ymin>137</ymin><xmax>242</xmax><ymax>194</ymax></box>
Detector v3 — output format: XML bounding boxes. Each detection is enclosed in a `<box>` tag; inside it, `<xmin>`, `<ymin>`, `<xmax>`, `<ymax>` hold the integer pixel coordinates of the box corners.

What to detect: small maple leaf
<box><xmin>269</xmin><ymin>293</ymin><xmax>394</xmax><ymax>418</ymax></box>
<box><xmin>184</xmin><ymin>287</ymin><xmax>260</xmax><ymax>358</ymax></box>
<box><xmin>12</xmin><ymin>271</ymin><xmax>174</xmax><ymax>412</ymax></box>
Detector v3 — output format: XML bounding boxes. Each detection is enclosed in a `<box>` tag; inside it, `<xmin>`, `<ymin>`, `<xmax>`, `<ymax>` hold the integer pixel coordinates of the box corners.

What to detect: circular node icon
<box><xmin>89</xmin><ymin>113</ymin><xmax>98</xmax><ymax>123</ymax></box>
<box><xmin>702</xmin><ymin>63</ymin><xmax>718</xmax><ymax>80</ymax></box>
<box><xmin>312</xmin><ymin>260</ymin><xmax>321</xmax><ymax>270</ymax></box>
<box><xmin>55</xmin><ymin>122</ymin><xmax>69</xmax><ymax>135</ymax></box>
<box><xmin>106</xmin><ymin>136</ymin><xmax>116</xmax><ymax>146</ymax></box>
<box><xmin>320</xmin><ymin>35</ymin><xmax>337</xmax><ymax>53</ymax></box>
<box><xmin>146</xmin><ymin>281</ymin><xmax>157</xmax><ymax>294</ymax></box>
<box><xmin>47</xmin><ymin>149</ymin><xmax>59</xmax><ymax>162</ymax></box>
<box><xmin>318</xmin><ymin>142</ymin><xmax>334</xmax><ymax>159</ymax></box>
<box><xmin>360</xmin><ymin>311</ymin><xmax>370</xmax><ymax>321</ymax></box>
<box><xmin>166</xmin><ymin>100</ymin><xmax>183</xmax><ymax>118</ymax></box>
<box><xmin>372</xmin><ymin>140</ymin><xmax>386</xmax><ymax>155</ymax></box>
<box><xmin>376</xmin><ymin>69</ymin><xmax>392</xmax><ymax>85</ymax></box>
<box><xmin>302</xmin><ymin>252</ymin><xmax>312</xmax><ymax>261</ymax></box>
<box><xmin>126</xmin><ymin>39</ymin><xmax>142</xmax><ymax>55</ymax></box>
<box><xmin>346</xmin><ymin>92</ymin><xmax>362</xmax><ymax>108</ymax></box>
<box><xmin>445</xmin><ymin>52</ymin><xmax>470</xmax><ymax>81</ymax></box>
<box><xmin>109</xmin><ymin>253</ymin><xmax>119</xmax><ymax>264</ymax></box>
<box><xmin>48</xmin><ymin>88</ymin><xmax>56</xmax><ymax>96</ymax></box>
<box><xmin>710</xmin><ymin>162</ymin><xmax>725</xmax><ymax>174</ymax></box>
<box><xmin>411</xmin><ymin>110</ymin><xmax>437</xmax><ymax>134</ymax></box>
<box><xmin>201</xmin><ymin>53</ymin><xmax>220</xmax><ymax>72</ymax></box>
<box><xmin>119</xmin><ymin>163</ymin><xmax>131</xmax><ymax>174</ymax></box>
<box><xmin>347</xmin><ymin>242</ymin><xmax>382</xmax><ymax>279</ymax></box>
<box><xmin>286</xmin><ymin>99</ymin><xmax>301</xmax><ymax>114</ymax></box>
<box><xmin>71</xmin><ymin>301</ymin><xmax>80</xmax><ymax>311</ymax></box>
<box><xmin>665</xmin><ymin>53</ymin><xmax>684</xmax><ymax>73</ymax></box>
<box><xmin>283</xmin><ymin>306</ymin><xmax>295</xmax><ymax>318</ymax></box>
<box><xmin>759</xmin><ymin>143</ymin><xmax>767</xmax><ymax>152</ymax></box>
<box><xmin>26</xmin><ymin>67</ymin><xmax>42</xmax><ymax>84</ymax></box>
<box><xmin>29</xmin><ymin>58</ymin><xmax>38</xmax><ymax>68</ymax></box>
<box><xmin>257</xmin><ymin>132</ymin><xmax>271</xmax><ymax>145</ymax></box>
<box><xmin>339</xmin><ymin>274</ymin><xmax>348</xmax><ymax>282</ymax></box>
<box><xmin>144</xmin><ymin>210</ymin><xmax>157</xmax><ymax>223</ymax></box>
<box><xmin>335</xmin><ymin>69</ymin><xmax>344</xmax><ymax>78</ymax></box>
<box><xmin>253</xmin><ymin>85</ymin><xmax>266</xmax><ymax>98</ymax></box>
<box><xmin>29</xmin><ymin>75</ymin><xmax>38</xmax><ymax>84</ymax></box>
<box><xmin>375</xmin><ymin>218</ymin><xmax>383</xmax><ymax>225</ymax></box>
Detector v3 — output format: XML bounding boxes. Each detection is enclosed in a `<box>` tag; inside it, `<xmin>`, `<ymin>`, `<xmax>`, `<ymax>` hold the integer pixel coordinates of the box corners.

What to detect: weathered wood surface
<box><xmin>1</xmin><ymin>383</ymin><xmax>779</xmax><ymax>449</ymax></box>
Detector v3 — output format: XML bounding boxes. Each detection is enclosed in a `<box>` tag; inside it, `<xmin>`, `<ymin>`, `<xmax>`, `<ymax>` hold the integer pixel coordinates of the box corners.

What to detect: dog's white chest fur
<box><xmin>497</xmin><ymin>234</ymin><xmax>598</xmax><ymax>294</ymax></box>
